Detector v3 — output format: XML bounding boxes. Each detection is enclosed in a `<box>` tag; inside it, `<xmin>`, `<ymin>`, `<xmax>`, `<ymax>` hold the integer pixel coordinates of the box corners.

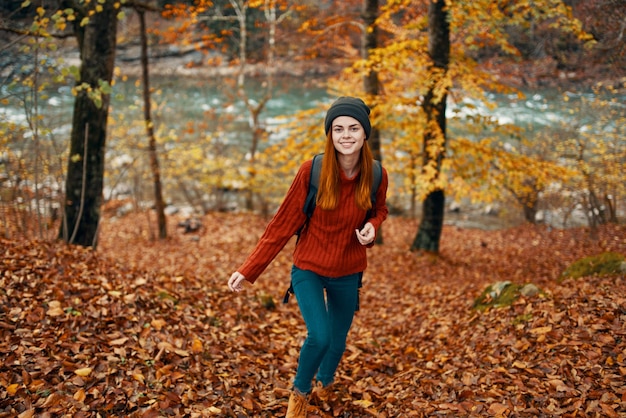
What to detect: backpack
<box><xmin>283</xmin><ymin>153</ymin><xmax>383</xmax><ymax>307</ymax></box>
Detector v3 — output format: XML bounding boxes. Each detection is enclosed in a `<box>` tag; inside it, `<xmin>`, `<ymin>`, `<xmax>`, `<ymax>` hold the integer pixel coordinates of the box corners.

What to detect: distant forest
<box><xmin>1</xmin><ymin>0</ymin><xmax>624</xmax><ymax>86</ymax></box>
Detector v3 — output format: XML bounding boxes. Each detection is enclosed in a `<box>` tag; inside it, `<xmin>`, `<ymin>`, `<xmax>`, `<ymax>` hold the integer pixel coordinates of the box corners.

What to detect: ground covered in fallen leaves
<box><xmin>1</xmin><ymin>213</ymin><xmax>625</xmax><ymax>417</ymax></box>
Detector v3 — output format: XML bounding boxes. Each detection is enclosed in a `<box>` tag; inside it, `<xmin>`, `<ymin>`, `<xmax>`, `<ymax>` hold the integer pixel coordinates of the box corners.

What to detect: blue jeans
<box><xmin>291</xmin><ymin>266</ymin><xmax>361</xmax><ymax>393</ymax></box>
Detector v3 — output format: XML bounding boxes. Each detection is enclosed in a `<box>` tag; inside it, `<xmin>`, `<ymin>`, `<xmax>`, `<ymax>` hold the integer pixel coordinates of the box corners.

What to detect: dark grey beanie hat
<box><xmin>324</xmin><ymin>96</ymin><xmax>372</xmax><ymax>139</ymax></box>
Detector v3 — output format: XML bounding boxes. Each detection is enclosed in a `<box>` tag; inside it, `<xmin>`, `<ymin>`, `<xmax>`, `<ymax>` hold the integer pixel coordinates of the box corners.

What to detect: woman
<box><xmin>227</xmin><ymin>96</ymin><xmax>388</xmax><ymax>417</ymax></box>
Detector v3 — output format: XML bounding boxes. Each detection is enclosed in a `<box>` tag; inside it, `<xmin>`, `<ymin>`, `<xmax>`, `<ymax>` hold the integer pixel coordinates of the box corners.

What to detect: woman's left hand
<box><xmin>355</xmin><ymin>222</ymin><xmax>375</xmax><ymax>245</ymax></box>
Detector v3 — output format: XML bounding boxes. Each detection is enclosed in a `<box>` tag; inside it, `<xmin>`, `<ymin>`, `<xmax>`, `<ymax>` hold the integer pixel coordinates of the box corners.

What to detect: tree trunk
<box><xmin>411</xmin><ymin>0</ymin><xmax>450</xmax><ymax>253</ymax></box>
<box><xmin>411</xmin><ymin>189</ymin><xmax>445</xmax><ymax>251</ymax></box>
<box><xmin>363</xmin><ymin>0</ymin><xmax>384</xmax><ymax>244</ymax></box>
<box><xmin>523</xmin><ymin>201</ymin><xmax>538</xmax><ymax>223</ymax></box>
<box><xmin>139</xmin><ymin>9</ymin><xmax>167</xmax><ymax>239</ymax></box>
<box><xmin>230</xmin><ymin>0</ymin><xmax>256</xmax><ymax>211</ymax></box>
<box><xmin>363</xmin><ymin>0</ymin><xmax>380</xmax><ymax>161</ymax></box>
<box><xmin>59</xmin><ymin>0</ymin><xmax>118</xmax><ymax>247</ymax></box>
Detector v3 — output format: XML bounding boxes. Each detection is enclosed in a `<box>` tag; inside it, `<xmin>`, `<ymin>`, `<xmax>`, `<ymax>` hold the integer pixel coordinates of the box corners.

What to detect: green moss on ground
<box><xmin>472</xmin><ymin>281</ymin><xmax>543</xmax><ymax>311</ymax></box>
<box><xmin>560</xmin><ymin>251</ymin><xmax>625</xmax><ymax>281</ymax></box>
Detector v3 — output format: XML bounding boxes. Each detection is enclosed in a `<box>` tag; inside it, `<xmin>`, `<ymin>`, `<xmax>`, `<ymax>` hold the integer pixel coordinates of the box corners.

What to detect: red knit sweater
<box><xmin>238</xmin><ymin>158</ymin><xmax>389</xmax><ymax>283</ymax></box>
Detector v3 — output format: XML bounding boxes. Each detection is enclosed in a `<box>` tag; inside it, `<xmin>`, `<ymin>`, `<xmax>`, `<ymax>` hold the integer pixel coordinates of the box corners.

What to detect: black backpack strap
<box><xmin>355</xmin><ymin>272</ymin><xmax>363</xmax><ymax>311</ymax></box>
<box><xmin>296</xmin><ymin>153</ymin><xmax>323</xmax><ymax>239</ymax></box>
<box><xmin>371</xmin><ymin>160</ymin><xmax>382</xmax><ymax>205</ymax></box>
<box><xmin>364</xmin><ymin>160</ymin><xmax>382</xmax><ymax>222</ymax></box>
<box><xmin>283</xmin><ymin>282</ymin><xmax>294</xmax><ymax>303</ymax></box>
<box><xmin>303</xmin><ymin>153</ymin><xmax>323</xmax><ymax>218</ymax></box>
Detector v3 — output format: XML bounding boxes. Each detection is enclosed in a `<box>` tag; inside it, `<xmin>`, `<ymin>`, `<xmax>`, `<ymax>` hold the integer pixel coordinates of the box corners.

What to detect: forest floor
<box><xmin>1</xmin><ymin>212</ymin><xmax>625</xmax><ymax>417</ymax></box>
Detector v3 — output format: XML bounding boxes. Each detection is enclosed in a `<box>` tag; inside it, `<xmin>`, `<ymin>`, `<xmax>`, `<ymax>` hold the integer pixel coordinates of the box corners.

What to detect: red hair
<box><xmin>316</xmin><ymin>132</ymin><xmax>375</xmax><ymax>211</ymax></box>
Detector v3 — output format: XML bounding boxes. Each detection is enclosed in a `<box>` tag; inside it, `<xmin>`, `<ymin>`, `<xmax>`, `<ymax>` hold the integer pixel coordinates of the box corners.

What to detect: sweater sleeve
<box><xmin>236</xmin><ymin>161</ymin><xmax>311</xmax><ymax>284</ymax></box>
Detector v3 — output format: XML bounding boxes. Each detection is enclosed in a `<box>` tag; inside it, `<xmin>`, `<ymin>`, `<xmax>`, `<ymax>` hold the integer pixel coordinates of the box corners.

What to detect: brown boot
<box><xmin>286</xmin><ymin>389</ymin><xmax>308</xmax><ymax>418</ymax></box>
<box><xmin>314</xmin><ymin>381</ymin><xmax>332</xmax><ymax>403</ymax></box>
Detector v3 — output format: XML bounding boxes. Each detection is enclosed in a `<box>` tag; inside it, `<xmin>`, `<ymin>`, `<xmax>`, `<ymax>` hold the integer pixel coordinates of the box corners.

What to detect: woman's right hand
<box><xmin>228</xmin><ymin>272</ymin><xmax>246</xmax><ymax>292</ymax></box>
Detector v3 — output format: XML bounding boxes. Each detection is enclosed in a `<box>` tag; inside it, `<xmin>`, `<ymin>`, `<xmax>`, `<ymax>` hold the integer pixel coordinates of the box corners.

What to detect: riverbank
<box><xmin>45</xmin><ymin>33</ymin><xmax>625</xmax><ymax>91</ymax></box>
<box><xmin>486</xmin><ymin>56</ymin><xmax>625</xmax><ymax>91</ymax></box>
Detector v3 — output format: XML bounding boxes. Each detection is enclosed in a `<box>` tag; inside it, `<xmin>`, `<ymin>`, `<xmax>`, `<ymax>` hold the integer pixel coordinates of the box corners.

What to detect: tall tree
<box><xmin>410</xmin><ymin>0</ymin><xmax>449</xmax><ymax>252</ymax></box>
<box><xmin>229</xmin><ymin>0</ymin><xmax>265</xmax><ymax>211</ymax></box>
<box><xmin>363</xmin><ymin>0</ymin><xmax>380</xmax><ymax>160</ymax></box>
<box><xmin>59</xmin><ymin>0</ymin><xmax>119</xmax><ymax>247</ymax></box>
<box><xmin>247</xmin><ymin>0</ymin><xmax>295</xmax><ymax>214</ymax></box>
<box><xmin>138</xmin><ymin>7</ymin><xmax>167</xmax><ymax>239</ymax></box>
<box><xmin>352</xmin><ymin>0</ymin><xmax>593</xmax><ymax>252</ymax></box>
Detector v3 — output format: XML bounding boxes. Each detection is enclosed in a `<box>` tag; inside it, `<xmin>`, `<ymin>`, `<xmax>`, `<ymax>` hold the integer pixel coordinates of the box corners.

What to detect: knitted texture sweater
<box><xmin>238</xmin><ymin>158</ymin><xmax>389</xmax><ymax>283</ymax></box>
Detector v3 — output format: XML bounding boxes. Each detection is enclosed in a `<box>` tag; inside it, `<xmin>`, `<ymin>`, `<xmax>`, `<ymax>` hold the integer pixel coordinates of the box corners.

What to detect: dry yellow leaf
<box><xmin>7</xmin><ymin>383</ymin><xmax>19</xmax><ymax>395</ymax></box>
<box><xmin>171</xmin><ymin>371</ymin><xmax>185</xmax><ymax>381</ymax></box>
<box><xmin>157</xmin><ymin>341</ymin><xmax>174</xmax><ymax>351</ymax></box>
<box><xmin>151</xmin><ymin>319</ymin><xmax>167</xmax><ymax>330</ymax></box>
<box><xmin>353</xmin><ymin>399</ymin><xmax>374</xmax><ymax>408</ymax></box>
<box><xmin>191</xmin><ymin>338</ymin><xmax>203</xmax><ymax>353</ymax></box>
<box><xmin>174</xmin><ymin>348</ymin><xmax>190</xmax><ymax>357</ymax></box>
<box><xmin>46</xmin><ymin>301</ymin><xmax>64</xmax><ymax>317</ymax></box>
<box><xmin>17</xmin><ymin>410</ymin><xmax>34</xmax><ymax>418</ymax></box>
<box><xmin>487</xmin><ymin>402</ymin><xmax>509</xmax><ymax>417</ymax></box>
<box><xmin>73</xmin><ymin>388</ymin><xmax>86</xmax><ymax>402</ymax></box>
<box><xmin>404</xmin><ymin>346</ymin><xmax>417</xmax><ymax>355</ymax></box>
<box><xmin>529</xmin><ymin>326</ymin><xmax>552</xmax><ymax>335</ymax></box>
<box><xmin>242</xmin><ymin>397</ymin><xmax>254</xmax><ymax>410</ymax></box>
<box><xmin>74</xmin><ymin>367</ymin><xmax>92</xmax><ymax>377</ymax></box>
<box><xmin>110</xmin><ymin>337</ymin><xmax>129</xmax><ymax>346</ymax></box>
<box><xmin>155</xmin><ymin>341</ymin><xmax>189</xmax><ymax>357</ymax></box>
<box><xmin>548</xmin><ymin>379</ymin><xmax>570</xmax><ymax>392</ymax></box>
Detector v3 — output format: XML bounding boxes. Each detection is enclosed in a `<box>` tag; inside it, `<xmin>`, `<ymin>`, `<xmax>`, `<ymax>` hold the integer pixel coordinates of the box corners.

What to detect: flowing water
<box><xmin>2</xmin><ymin>75</ymin><xmax>615</xmax><ymax>147</ymax></box>
<box><xmin>2</xmin><ymin>75</ymin><xmax>623</xmax><ymax>228</ymax></box>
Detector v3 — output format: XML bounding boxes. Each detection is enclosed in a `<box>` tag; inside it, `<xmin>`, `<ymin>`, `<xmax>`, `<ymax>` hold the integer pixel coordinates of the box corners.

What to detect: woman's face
<box><xmin>331</xmin><ymin>116</ymin><xmax>366</xmax><ymax>157</ymax></box>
